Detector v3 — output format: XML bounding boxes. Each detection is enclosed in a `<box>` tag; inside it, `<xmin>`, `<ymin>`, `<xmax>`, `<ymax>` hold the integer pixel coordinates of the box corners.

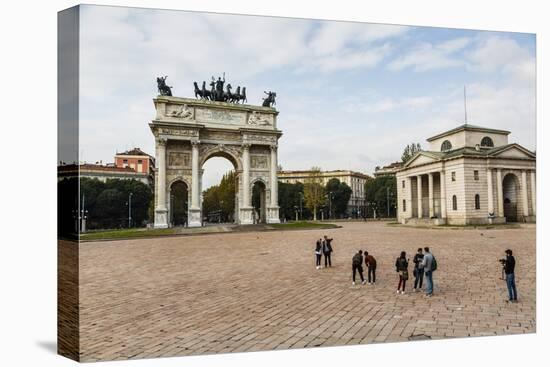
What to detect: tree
<box><xmin>202</xmin><ymin>171</ymin><xmax>236</xmax><ymax>222</ymax></box>
<box><xmin>278</xmin><ymin>181</ymin><xmax>305</xmax><ymax>221</ymax></box>
<box><xmin>325</xmin><ymin>178</ymin><xmax>352</xmax><ymax>218</ymax></box>
<box><xmin>401</xmin><ymin>142</ymin><xmax>422</xmax><ymax>163</ymax></box>
<box><xmin>303</xmin><ymin>167</ymin><xmax>326</xmax><ymax>221</ymax></box>
<box><xmin>364</xmin><ymin>176</ymin><xmax>397</xmax><ymax>218</ymax></box>
<box><xmin>79</xmin><ymin>178</ymin><xmax>153</xmax><ymax>229</ymax></box>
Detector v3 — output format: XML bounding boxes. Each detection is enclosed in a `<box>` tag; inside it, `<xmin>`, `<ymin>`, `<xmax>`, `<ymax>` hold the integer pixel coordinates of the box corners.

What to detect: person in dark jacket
<box><xmin>322</xmin><ymin>235</ymin><xmax>334</xmax><ymax>267</ymax></box>
<box><xmin>503</xmin><ymin>249</ymin><xmax>518</xmax><ymax>302</ymax></box>
<box><xmin>352</xmin><ymin>250</ymin><xmax>366</xmax><ymax>285</ymax></box>
<box><xmin>413</xmin><ymin>248</ymin><xmax>424</xmax><ymax>291</ymax></box>
<box><xmin>395</xmin><ymin>251</ymin><xmax>409</xmax><ymax>294</ymax></box>
<box><xmin>314</xmin><ymin>239</ymin><xmax>323</xmax><ymax>269</ymax></box>
<box><xmin>364</xmin><ymin>251</ymin><xmax>377</xmax><ymax>284</ymax></box>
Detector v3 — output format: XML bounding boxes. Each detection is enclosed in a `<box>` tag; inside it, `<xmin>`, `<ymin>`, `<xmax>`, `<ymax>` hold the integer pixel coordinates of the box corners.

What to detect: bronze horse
<box><xmin>194</xmin><ymin>81</ymin><xmax>213</xmax><ymax>100</ymax></box>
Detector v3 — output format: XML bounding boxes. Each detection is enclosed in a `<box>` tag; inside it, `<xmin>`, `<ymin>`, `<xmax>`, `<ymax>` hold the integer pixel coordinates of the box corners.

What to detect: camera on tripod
<box><xmin>498</xmin><ymin>258</ymin><xmax>506</xmax><ymax>280</ymax></box>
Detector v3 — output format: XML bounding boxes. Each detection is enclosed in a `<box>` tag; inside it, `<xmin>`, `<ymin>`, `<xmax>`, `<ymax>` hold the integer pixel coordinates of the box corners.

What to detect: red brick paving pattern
<box><xmin>77</xmin><ymin>222</ymin><xmax>535</xmax><ymax>361</ymax></box>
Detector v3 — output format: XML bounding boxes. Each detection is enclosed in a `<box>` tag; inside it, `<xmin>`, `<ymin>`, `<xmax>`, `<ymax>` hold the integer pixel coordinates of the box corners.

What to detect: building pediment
<box><xmin>488</xmin><ymin>144</ymin><xmax>535</xmax><ymax>159</ymax></box>
<box><xmin>404</xmin><ymin>152</ymin><xmax>442</xmax><ymax>168</ymax></box>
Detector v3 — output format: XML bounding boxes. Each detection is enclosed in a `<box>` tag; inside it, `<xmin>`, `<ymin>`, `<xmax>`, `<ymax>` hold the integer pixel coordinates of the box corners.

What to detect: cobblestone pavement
<box><xmin>77</xmin><ymin>222</ymin><xmax>536</xmax><ymax>361</ymax></box>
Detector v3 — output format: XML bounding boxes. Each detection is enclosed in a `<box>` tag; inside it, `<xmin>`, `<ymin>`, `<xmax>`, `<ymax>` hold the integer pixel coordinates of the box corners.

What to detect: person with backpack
<box><xmin>364</xmin><ymin>251</ymin><xmax>377</xmax><ymax>284</ymax></box>
<box><xmin>322</xmin><ymin>235</ymin><xmax>334</xmax><ymax>267</ymax></box>
<box><xmin>413</xmin><ymin>248</ymin><xmax>424</xmax><ymax>292</ymax></box>
<box><xmin>352</xmin><ymin>250</ymin><xmax>366</xmax><ymax>285</ymax></box>
<box><xmin>395</xmin><ymin>251</ymin><xmax>409</xmax><ymax>294</ymax></box>
<box><xmin>314</xmin><ymin>239</ymin><xmax>323</xmax><ymax>269</ymax></box>
<box><xmin>421</xmin><ymin>246</ymin><xmax>436</xmax><ymax>297</ymax></box>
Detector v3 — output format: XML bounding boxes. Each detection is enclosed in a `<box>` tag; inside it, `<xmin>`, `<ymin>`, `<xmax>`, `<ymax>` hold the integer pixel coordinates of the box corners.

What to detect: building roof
<box><xmin>278</xmin><ymin>169</ymin><xmax>371</xmax><ymax>179</ymax></box>
<box><xmin>402</xmin><ymin>143</ymin><xmax>536</xmax><ymax>169</ymax></box>
<box><xmin>58</xmin><ymin>163</ymin><xmax>147</xmax><ymax>175</ymax></box>
<box><xmin>426</xmin><ymin>123</ymin><xmax>511</xmax><ymax>142</ymax></box>
<box><xmin>115</xmin><ymin>147</ymin><xmax>154</xmax><ymax>158</ymax></box>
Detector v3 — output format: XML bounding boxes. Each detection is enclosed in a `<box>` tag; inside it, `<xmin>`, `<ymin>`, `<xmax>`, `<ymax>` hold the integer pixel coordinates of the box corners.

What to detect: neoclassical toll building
<box><xmin>150</xmin><ymin>96</ymin><xmax>282</xmax><ymax>228</ymax></box>
<box><xmin>396</xmin><ymin>124</ymin><xmax>536</xmax><ymax>225</ymax></box>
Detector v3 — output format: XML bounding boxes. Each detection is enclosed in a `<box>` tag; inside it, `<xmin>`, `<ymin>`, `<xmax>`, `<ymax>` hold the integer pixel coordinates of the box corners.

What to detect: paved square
<box><xmin>75</xmin><ymin>222</ymin><xmax>535</xmax><ymax>361</ymax></box>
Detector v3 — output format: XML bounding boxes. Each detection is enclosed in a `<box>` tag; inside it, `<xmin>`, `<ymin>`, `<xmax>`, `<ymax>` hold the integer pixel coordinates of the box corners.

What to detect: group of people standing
<box><xmin>394</xmin><ymin>247</ymin><xmax>436</xmax><ymax>296</ymax></box>
<box><xmin>314</xmin><ymin>236</ymin><xmax>334</xmax><ymax>269</ymax></box>
<box><xmin>313</xmin><ymin>238</ymin><xmax>518</xmax><ymax>302</ymax></box>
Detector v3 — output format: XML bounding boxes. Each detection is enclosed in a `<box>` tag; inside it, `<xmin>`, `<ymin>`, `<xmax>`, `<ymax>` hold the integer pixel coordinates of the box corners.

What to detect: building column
<box><xmin>521</xmin><ymin>170</ymin><xmax>529</xmax><ymax>218</ymax></box>
<box><xmin>188</xmin><ymin>140</ymin><xmax>202</xmax><ymax>227</ymax></box>
<box><xmin>496</xmin><ymin>169</ymin><xmax>504</xmax><ymax>217</ymax></box>
<box><xmin>267</xmin><ymin>144</ymin><xmax>280</xmax><ymax>224</ymax></box>
<box><xmin>154</xmin><ymin>138</ymin><xmax>168</xmax><ymax>228</ymax></box>
<box><xmin>530</xmin><ymin>170</ymin><xmax>536</xmax><ymax>216</ymax></box>
<box><xmin>240</xmin><ymin>143</ymin><xmax>254</xmax><ymax>224</ymax></box>
<box><xmin>428</xmin><ymin>173</ymin><xmax>434</xmax><ymax>218</ymax></box>
<box><xmin>417</xmin><ymin>175</ymin><xmax>423</xmax><ymax>218</ymax></box>
<box><xmin>406</xmin><ymin>176</ymin><xmax>413</xmax><ymax>219</ymax></box>
<box><xmin>487</xmin><ymin>168</ymin><xmax>494</xmax><ymax>216</ymax></box>
<box><xmin>440</xmin><ymin>171</ymin><xmax>447</xmax><ymax>219</ymax></box>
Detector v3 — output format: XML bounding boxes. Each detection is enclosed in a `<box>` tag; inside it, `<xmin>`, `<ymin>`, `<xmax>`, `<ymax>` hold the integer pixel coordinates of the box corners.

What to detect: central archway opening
<box><xmin>170</xmin><ymin>180</ymin><xmax>188</xmax><ymax>227</ymax></box>
<box><xmin>201</xmin><ymin>155</ymin><xmax>238</xmax><ymax>225</ymax></box>
<box><xmin>252</xmin><ymin>180</ymin><xmax>267</xmax><ymax>224</ymax></box>
<box><xmin>503</xmin><ymin>173</ymin><xmax>519</xmax><ymax>222</ymax></box>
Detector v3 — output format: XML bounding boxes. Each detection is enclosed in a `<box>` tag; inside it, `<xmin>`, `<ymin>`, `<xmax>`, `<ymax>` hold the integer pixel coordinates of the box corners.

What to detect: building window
<box><xmin>441</xmin><ymin>140</ymin><xmax>452</xmax><ymax>151</ymax></box>
<box><xmin>403</xmin><ymin>200</ymin><xmax>406</xmax><ymax>212</ymax></box>
<box><xmin>475</xmin><ymin>194</ymin><xmax>480</xmax><ymax>210</ymax></box>
<box><xmin>451</xmin><ymin>172</ymin><xmax>456</xmax><ymax>181</ymax></box>
<box><xmin>481</xmin><ymin>136</ymin><xmax>494</xmax><ymax>147</ymax></box>
<box><xmin>122</xmin><ymin>159</ymin><xmax>128</xmax><ymax>168</ymax></box>
<box><xmin>452</xmin><ymin>195</ymin><xmax>457</xmax><ymax>210</ymax></box>
<box><xmin>402</xmin><ymin>180</ymin><xmax>405</xmax><ymax>188</ymax></box>
<box><xmin>474</xmin><ymin>170</ymin><xmax>479</xmax><ymax>180</ymax></box>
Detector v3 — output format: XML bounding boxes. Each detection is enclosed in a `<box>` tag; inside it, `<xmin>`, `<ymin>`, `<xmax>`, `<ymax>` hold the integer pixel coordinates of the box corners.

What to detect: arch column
<box><xmin>188</xmin><ymin>140</ymin><xmax>202</xmax><ymax>227</ymax></box>
<box><xmin>239</xmin><ymin>143</ymin><xmax>254</xmax><ymax>225</ymax></box>
<box><xmin>154</xmin><ymin>138</ymin><xmax>168</xmax><ymax>228</ymax></box>
<box><xmin>267</xmin><ymin>144</ymin><xmax>281</xmax><ymax>223</ymax></box>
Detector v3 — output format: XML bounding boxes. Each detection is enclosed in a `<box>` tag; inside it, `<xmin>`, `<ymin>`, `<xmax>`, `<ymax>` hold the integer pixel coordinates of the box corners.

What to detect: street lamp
<box><xmin>328</xmin><ymin>191</ymin><xmax>335</xmax><ymax>219</ymax></box>
<box><xmin>128</xmin><ymin>192</ymin><xmax>133</xmax><ymax>228</ymax></box>
<box><xmin>386</xmin><ymin>187</ymin><xmax>394</xmax><ymax>218</ymax></box>
<box><xmin>298</xmin><ymin>192</ymin><xmax>303</xmax><ymax>220</ymax></box>
<box><xmin>294</xmin><ymin>205</ymin><xmax>299</xmax><ymax>221</ymax></box>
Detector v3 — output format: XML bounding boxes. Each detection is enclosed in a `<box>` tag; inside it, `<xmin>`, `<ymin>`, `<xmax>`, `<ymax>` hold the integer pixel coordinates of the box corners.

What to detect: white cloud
<box><xmin>387</xmin><ymin>37</ymin><xmax>471</xmax><ymax>72</ymax></box>
<box><xmin>465</xmin><ymin>36</ymin><xmax>535</xmax><ymax>83</ymax></box>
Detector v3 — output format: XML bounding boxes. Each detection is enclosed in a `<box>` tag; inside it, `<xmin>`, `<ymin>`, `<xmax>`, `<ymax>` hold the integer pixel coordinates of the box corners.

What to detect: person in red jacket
<box><xmin>364</xmin><ymin>251</ymin><xmax>377</xmax><ymax>285</ymax></box>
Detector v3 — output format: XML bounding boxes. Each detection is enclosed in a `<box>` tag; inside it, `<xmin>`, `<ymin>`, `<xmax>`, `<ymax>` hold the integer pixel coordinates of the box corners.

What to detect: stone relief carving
<box><xmin>168</xmin><ymin>152</ymin><xmax>190</xmax><ymax>167</ymax></box>
<box><xmin>167</xmin><ymin>104</ymin><xmax>194</xmax><ymax>119</ymax></box>
<box><xmin>247</xmin><ymin>111</ymin><xmax>272</xmax><ymax>126</ymax></box>
<box><xmin>251</xmin><ymin>155</ymin><xmax>269</xmax><ymax>169</ymax></box>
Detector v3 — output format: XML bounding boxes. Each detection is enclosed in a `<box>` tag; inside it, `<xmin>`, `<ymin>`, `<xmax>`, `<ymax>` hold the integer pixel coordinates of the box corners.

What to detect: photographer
<box><xmin>501</xmin><ymin>249</ymin><xmax>518</xmax><ymax>303</ymax></box>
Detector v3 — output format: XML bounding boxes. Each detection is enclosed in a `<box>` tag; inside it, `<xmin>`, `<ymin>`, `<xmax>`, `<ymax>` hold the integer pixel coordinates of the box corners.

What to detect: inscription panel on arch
<box><xmin>195</xmin><ymin>107</ymin><xmax>246</xmax><ymax>125</ymax></box>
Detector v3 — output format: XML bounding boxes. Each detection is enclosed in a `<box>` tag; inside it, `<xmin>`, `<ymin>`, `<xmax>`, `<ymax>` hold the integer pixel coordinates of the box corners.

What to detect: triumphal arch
<box><xmin>150</xmin><ymin>82</ymin><xmax>282</xmax><ymax>228</ymax></box>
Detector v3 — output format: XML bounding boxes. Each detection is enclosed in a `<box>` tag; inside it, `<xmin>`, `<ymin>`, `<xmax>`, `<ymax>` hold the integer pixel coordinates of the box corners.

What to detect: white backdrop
<box><xmin>0</xmin><ymin>1</ymin><xmax>547</xmax><ymax>366</ymax></box>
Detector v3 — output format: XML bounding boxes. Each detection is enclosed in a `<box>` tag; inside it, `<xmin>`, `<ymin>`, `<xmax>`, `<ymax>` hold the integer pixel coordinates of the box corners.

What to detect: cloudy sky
<box><xmin>79</xmin><ymin>5</ymin><xmax>536</xmax><ymax>189</ymax></box>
